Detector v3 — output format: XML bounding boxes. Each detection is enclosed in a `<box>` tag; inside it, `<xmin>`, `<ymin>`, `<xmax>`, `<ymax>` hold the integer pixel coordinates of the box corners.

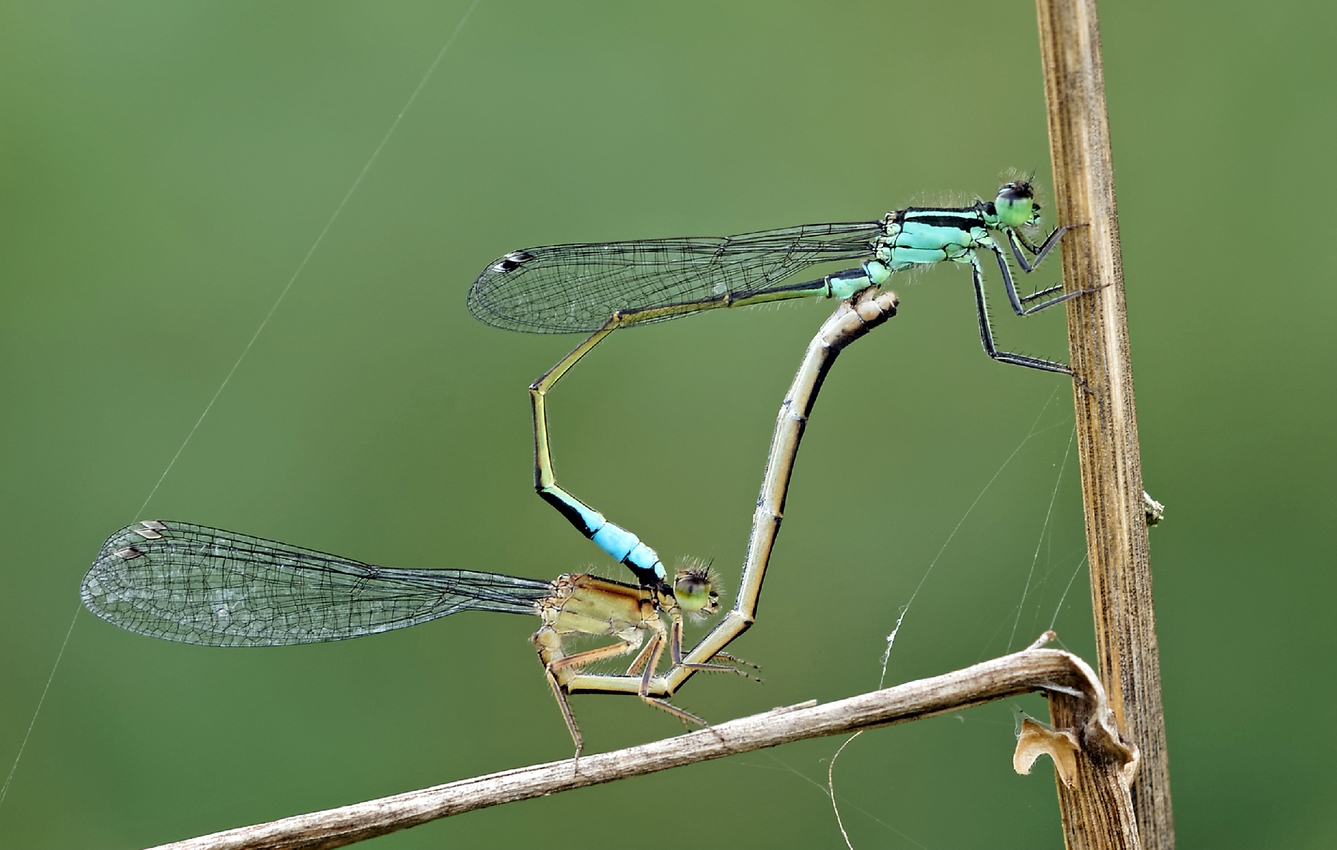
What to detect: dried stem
<box><xmin>149</xmin><ymin>637</ymin><xmax>1134</xmax><ymax>850</ymax></box>
<box><xmin>1034</xmin><ymin>0</ymin><xmax>1173</xmax><ymax>847</ymax></box>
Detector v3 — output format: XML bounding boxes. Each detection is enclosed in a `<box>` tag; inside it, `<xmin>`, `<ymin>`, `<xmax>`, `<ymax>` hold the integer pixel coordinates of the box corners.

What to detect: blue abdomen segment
<box><xmin>539</xmin><ymin>485</ymin><xmax>667</xmax><ymax>588</ymax></box>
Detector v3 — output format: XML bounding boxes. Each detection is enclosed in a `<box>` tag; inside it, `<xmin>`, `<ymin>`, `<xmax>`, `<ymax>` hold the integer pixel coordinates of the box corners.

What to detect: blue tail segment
<box><xmin>539</xmin><ymin>486</ymin><xmax>668</xmax><ymax>590</ymax></box>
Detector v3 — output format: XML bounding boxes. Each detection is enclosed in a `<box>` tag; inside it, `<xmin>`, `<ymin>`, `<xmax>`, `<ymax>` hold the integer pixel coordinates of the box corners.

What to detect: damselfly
<box><xmin>81</xmin><ymin>519</ymin><xmax>739</xmax><ymax>756</ymax></box>
<box><xmin>80</xmin><ymin>293</ymin><xmax>899</xmax><ymax>756</ymax></box>
<box><xmin>80</xmin><ymin>293</ymin><xmax>898</xmax><ymax>755</ymax></box>
<box><xmin>468</xmin><ymin>180</ymin><xmax>1077</xmax><ymax>596</ymax></box>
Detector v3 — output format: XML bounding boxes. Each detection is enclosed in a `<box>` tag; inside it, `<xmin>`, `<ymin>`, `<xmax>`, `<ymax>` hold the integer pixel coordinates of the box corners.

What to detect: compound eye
<box><xmin>994</xmin><ymin>182</ymin><xmax>1036</xmax><ymax>228</ymax></box>
<box><xmin>674</xmin><ymin>565</ymin><xmax>721</xmax><ymax>614</ymax></box>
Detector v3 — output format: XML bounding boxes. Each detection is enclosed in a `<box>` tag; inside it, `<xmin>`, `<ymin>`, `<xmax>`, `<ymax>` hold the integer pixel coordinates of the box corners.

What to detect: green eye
<box><xmin>674</xmin><ymin>566</ymin><xmax>720</xmax><ymax>614</ymax></box>
<box><xmin>994</xmin><ymin>181</ymin><xmax>1037</xmax><ymax>228</ymax></box>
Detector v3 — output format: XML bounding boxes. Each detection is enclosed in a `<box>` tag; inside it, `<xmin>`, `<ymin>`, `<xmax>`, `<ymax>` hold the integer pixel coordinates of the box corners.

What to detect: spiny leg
<box><xmin>987</xmin><ymin>231</ymin><xmax>1086</xmax><ymax>318</ymax></box>
<box><xmin>641</xmin><ymin>695</ymin><xmax>709</xmax><ymax>732</ymax></box>
<box><xmin>625</xmin><ymin>607</ymin><xmax>759</xmax><ymax>681</ymax></box>
<box><xmin>536</xmin><ymin>613</ymin><xmax>727</xmax><ymax>747</ymax></box>
<box><xmin>633</xmin><ymin>628</ymin><xmax>711</xmax><ymax>730</ymax></box>
<box><xmin>1002</xmin><ymin>224</ymin><xmax>1107</xmax><ymax>309</ymax></box>
<box><xmin>542</xmin><ymin>665</ymin><xmax>584</xmax><ymax>758</ymax></box>
<box><xmin>538</xmin><ymin>629</ymin><xmax>646</xmax><ymax>757</ymax></box>
<box><xmin>546</xmin><ymin>637</ymin><xmax>646</xmax><ymax>672</ymax></box>
<box><xmin>1007</xmin><ymin>224</ymin><xmax>1070</xmax><ymax>271</ymax></box>
<box><xmin>711</xmin><ymin>651</ymin><xmax>761</xmax><ymax>671</ymax></box>
<box><xmin>1018</xmin><ymin>283</ymin><xmax>1066</xmax><ymax>306</ymax></box>
<box><xmin>624</xmin><ymin>634</ymin><xmax>660</xmax><ymax>676</ymax></box>
<box><xmin>970</xmin><ymin>254</ymin><xmax>1073</xmax><ymax>376</ymax></box>
<box><xmin>666</xmin><ymin>609</ymin><xmax>759</xmax><ymax>680</ymax></box>
<box><xmin>990</xmin><ymin>244</ymin><xmax>1088</xmax><ymax>317</ymax></box>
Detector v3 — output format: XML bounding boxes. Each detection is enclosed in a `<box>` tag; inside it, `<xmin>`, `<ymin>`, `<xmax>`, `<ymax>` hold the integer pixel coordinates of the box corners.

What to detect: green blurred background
<box><xmin>2</xmin><ymin>1</ymin><xmax>1334</xmax><ymax>847</ymax></box>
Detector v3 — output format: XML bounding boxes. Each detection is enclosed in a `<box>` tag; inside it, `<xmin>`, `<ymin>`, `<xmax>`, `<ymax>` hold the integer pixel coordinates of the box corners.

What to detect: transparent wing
<box><xmin>467</xmin><ymin>220</ymin><xmax>885</xmax><ymax>333</ymax></box>
<box><xmin>81</xmin><ymin>520</ymin><xmax>554</xmax><ymax>647</ymax></box>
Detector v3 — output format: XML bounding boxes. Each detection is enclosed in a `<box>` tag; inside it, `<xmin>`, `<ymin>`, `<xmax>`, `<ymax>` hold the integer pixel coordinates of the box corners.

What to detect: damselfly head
<box><xmin>994</xmin><ymin>181</ymin><xmax>1041</xmax><ymax>229</ymax></box>
<box><xmin>673</xmin><ymin>559</ymin><xmax>721</xmax><ymax>617</ymax></box>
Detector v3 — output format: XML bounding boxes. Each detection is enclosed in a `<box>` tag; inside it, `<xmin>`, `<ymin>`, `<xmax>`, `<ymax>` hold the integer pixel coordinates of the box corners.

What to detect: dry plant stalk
<box><xmin>150</xmin><ymin>637</ymin><xmax>1136</xmax><ymax>850</ymax></box>
<box><xmin>1035</xmin><ymin>0</ymin><xmax>1173</xmax><ymax>847</ymax></box>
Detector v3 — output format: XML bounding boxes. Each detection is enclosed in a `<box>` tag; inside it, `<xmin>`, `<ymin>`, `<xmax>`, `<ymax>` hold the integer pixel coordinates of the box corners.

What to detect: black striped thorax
<box><xmin>876</xmin><ymin>201</ymin><xmax>997</xmax><ymax>256</ymax></box>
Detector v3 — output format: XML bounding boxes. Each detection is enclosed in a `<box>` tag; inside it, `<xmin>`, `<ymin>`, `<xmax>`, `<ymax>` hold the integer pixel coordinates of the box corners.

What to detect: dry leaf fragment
<box><xmin>1014</xmin><ymin>717</ymin><xmax>1081</xmax><ymax>787</ymax></box>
